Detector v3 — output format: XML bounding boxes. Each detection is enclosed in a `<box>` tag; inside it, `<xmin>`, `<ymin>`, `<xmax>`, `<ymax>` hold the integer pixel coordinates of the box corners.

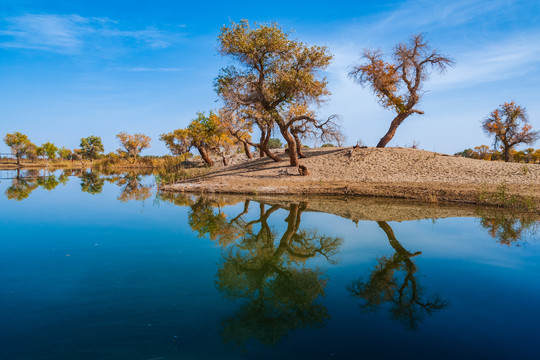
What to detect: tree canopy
<box><xmin>42</xmin><ymin>142</ymin><xmax>58</xmax><ymax>160</ymax></box>
<box><xmin>349</xmin><ymin>33</ymin><xmax>454</xmax><ymax>147</ymax></box>
<box><xmin>160</xmin><ymin>111</ymin><xmax>238</xmax><ymax>166</ymax></box>
<box><xmin>80</xmin><ymin>136</ymin><xmax>104</xmax><ymax>161</ymax></box>
<box><xmin>116</xmin><ymin>132</ymin><xmax>151</xmax><ymax>160</ymax></box>
<box><xmin>4</xmin><ymin>132</ymin><xmax>34</xmax><ymax>165</ymax></box>
<box><xmin>482</xmin><ymin>102</ymin><xmax>539</xmax><ymax>162</ymax></box>
<box><xmin>215</xmin><ymin>20</ymin><xmax>340</xmax><ymax>166</ymax></box>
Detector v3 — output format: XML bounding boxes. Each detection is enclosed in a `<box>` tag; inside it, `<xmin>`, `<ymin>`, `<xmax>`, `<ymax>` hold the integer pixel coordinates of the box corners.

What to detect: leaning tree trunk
<box><xmin>377</xmin><ymin>112</ymin><xmax>410</xmax><ymax>148</ymax></box>
<box><xmin>259</xmin><ymin>127</ymin><xmax>272</xmax><ymax>158</ymax></box>
<box><xmin>197</xmin><ymin>146</ymin><xmax>214</xmax><ymax>166</ymax></box>
<box><xmin>258</xmin><ymin>142</ymin><xmax>282</xmax><ymax>162</ymax></box>
<box><xmin>292</xmin><ymin>132</ymin><xmax>306</xmax><ymax>158</ymax></box>
<box><xmin>259</xmin><ymin>129</ymin><xmax>267</xmax><ymax>157</ymax></box>
<box><xmin>221</xmin><ymin>154</ymin><xmax>228</xmax><ymax>166</ymax></box>
<box><xmin>241</xmin><ymin>141</ymin><xmax>253</xmax><ymax>159</ymax></box>
<box><xmin>280</xmin><ymin>127</ymin><xmax>299</xmax><ymax>167</ymax></box>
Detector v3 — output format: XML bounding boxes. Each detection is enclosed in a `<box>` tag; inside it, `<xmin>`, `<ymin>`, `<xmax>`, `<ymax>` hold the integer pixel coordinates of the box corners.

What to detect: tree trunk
<box><xmin>280</xmin><ymin>127</ymin><xmax>299</xmax><ymax>167</ymax></box>
<box><xmin>258</xmin><ymin>143</ymin><xmax>282</xmax><ymax>162</ymax></box>
<box><xmin>503</xmin><ymin>147</ymin><xmax>511</xmax><ymax>162</ymax></box>
<box><xmin>292</xmin><ymin>132</ymin><xmax>306</xmax><ymax>158</ymax></box>
<box><xmin>16</xmin><ymin>155</ymin><xmax>20</xmax><ymax>166</ymax></box>
<box><xmin>197</xmin><ymin>146</ymin><xmax>214</xmax><ymax>166</ymax></box>
<box><xmin>242</xmin><ymin>141</ymin><xmax>253</xmax><ymax>159</ymax></box>
<box><xmin>259</xmin><ymin>127</ymin><xmax>272</xmax><ymax>158</ymax></box>
<box><xmin>259</xmin><ymin>129</ymin><xmax>267</xmax><ymax>157</ymax></box>
<box><xmin>376</xmin><ymin>113</ymin><xmax>409</xmax><ymax>148</ymax></box>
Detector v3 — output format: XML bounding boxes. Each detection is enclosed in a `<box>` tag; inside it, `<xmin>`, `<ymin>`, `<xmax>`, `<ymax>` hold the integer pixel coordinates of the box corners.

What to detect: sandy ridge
<box><xmin>161</xmin><ymin>147</ymin><xmax>540</xmax><ymax>209</ymax></box>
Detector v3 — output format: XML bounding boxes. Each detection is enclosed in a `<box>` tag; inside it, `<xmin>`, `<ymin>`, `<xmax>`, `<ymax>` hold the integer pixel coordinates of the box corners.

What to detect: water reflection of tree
<box><xmin>112</xmin><ymin>172</ymin><xmax>152</xmax><ymax>202</ymax></box>
<box><xmin>5</xmin><ymin>169</ymin><xmax>59</xmax><ymax>200</ymax></box>
<box><xmin>476</xmin><ymin>210</ymin><xmax>538</xmax><ymax>247</ymax></box>
<box><xmin>217</xmin><ymin>202</ymin><xmax>342</xmax><ymax>346</ymax></box>
<box><xmin>5</xmin><ymin>176</ymin><xmax>39</xmax><ymax>200</ymax></box>
<box><xmin>80</xmin><ymin>172</ymin><xmax>105</xmax><ymax>195</ymax></box>
<box><xmin>36</xmin><ymin>174</ymin><xmax>59</xmax><ymax>191</ymax></box>
<box><xmin>58</xmin><ymin>169</ymin><xmax>73</xmax><ymax>185</ymax></box>
<box><xmin>348</xmin><ymin>221</ymin><xmax>448</xmax><ymax>330</ymax></box>
<box><xmin>78</xmin><ymin>171</ymin><xmax>153</xmax><ymax>200</ymax></box>
<box><xmin>162</xmin><ymin>194</ymin><xmax>344</xmax><ymax>346</ymax></box>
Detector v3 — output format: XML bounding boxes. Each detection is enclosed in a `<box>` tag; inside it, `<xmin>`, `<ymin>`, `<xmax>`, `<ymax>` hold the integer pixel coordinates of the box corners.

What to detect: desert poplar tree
<box><xmin>349</xmin><ymin>34</ymin><xmax>454</xmax><ymax>147</ymax></box>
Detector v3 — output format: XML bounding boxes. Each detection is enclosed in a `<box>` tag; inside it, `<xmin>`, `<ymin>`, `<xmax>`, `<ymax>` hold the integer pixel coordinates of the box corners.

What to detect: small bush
<box><xmin>267</xmin><ymin>138</ymin><xmax>283</xmax><ymax>149</ymax></box>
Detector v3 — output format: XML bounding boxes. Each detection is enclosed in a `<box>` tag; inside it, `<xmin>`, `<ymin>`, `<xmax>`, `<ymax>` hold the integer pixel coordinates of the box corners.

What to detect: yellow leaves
<box><xmin>116</xmin><ymin>132</ymin><xmax>151</xmax><ymax>158</ymax></box>
<box><xmin>352</xmin><ymin>56</ymin><xmax>404</xmax><ymax>113</ymax></box>
<box><xmin>286</xmin><ymin>103</ymin><xmax>313</xmax><ymax>118</ymax></box>
<box><xmin>217</xmin><ymin>20</ymin><xmax>332</xmax><ymax>116</ymax></box>
<box><xmin>161</xmin><ymin>110</ymin><xmax>243</xmax><ymax>161</ymax></box>
<box><xmin>482</xmin><ymin>102</ymin><xmax>539</xmax><ymax>160</ymax></box>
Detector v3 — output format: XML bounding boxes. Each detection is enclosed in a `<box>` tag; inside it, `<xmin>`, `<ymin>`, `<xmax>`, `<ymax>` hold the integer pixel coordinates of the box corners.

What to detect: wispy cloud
<box><xmin>0</xmin><ymin>14</ymin><xmax>90</xmax><ymax>52</ymax></box>
<box><xmin>125</xmin><ymin>67</ymin><xmax>184</xmax><ymax>72</ymax></box>
<box><xmin>368</xmin><ymin>0</ymin><xmax>513</xmax><ymax>33</ymax></box>
<box><xmin>430</xmin><ymin>33</ymin><xmax>540</xmax><ymax>89</ymax></box>
<box><xmin>101</xmin><ymin>28</ymin><xmax>174</xmax><ymax>49</ymax></box>
<box><xmin>323</xmin><ymin>0</ymin><xmax>539</xmax><ymax>92</ymax></box>
<box><xmin>0</xmin><ymin>13</ymin><xmax>180</xmax><ymax>53</ymax></box>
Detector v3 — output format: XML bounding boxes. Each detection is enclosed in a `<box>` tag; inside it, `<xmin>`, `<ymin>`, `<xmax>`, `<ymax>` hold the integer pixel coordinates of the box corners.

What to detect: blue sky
<box><xmin>1</xmin><ymin>0</ymin><xmax>539</xmax><ymax>155</ymax></box>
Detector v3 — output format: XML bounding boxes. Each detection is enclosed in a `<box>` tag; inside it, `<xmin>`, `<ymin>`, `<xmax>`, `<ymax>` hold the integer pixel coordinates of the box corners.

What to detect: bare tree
<box><xmin>290</xmin><ymin>113</ymin><xmax>344</xmax><ymax>158</ymax></box>
<box><xmin>349</xmin><ymin>34</ymin><xmax>454</xmax><ymax>148</ymax></box>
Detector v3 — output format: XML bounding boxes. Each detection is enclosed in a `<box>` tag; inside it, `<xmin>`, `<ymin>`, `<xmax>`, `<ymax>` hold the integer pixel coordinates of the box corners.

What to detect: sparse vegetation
<box><xmin>477</xmin><ymin>183</ymin><xmax>537</xmax><ymax>212</ymax></box>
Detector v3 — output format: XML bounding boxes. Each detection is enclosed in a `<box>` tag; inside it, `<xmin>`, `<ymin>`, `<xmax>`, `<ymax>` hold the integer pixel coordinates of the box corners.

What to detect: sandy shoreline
<box><xmin>160</xmin><ymin>147</ymin><xmax>540</xmax><ymax>211</ymax></box>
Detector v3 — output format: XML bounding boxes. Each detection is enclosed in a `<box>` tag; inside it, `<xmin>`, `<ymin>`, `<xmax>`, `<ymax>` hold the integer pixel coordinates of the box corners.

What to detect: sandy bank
<box><xmin>160</xmin><ymin>147</ymin><xmax>540</xmax><ymax>211</ymax></box>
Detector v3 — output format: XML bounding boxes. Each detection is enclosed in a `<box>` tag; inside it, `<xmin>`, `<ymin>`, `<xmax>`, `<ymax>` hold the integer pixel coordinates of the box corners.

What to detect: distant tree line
<box><xmin>2</xmin><ymin>132</ymin><xmax>151</xmax><ymax>165</ymax></box>
<box><xmin>455</xmin><ymin>146</ymin><xmax>540</xmax><ymax>163</ymax></box>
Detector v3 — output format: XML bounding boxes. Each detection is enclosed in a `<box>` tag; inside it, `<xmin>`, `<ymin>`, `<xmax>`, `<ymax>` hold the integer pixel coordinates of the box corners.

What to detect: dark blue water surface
<box><xmin>0</xmin><ymin>170</ymin><xmax>539</xmax><ymax>359</ymax></box>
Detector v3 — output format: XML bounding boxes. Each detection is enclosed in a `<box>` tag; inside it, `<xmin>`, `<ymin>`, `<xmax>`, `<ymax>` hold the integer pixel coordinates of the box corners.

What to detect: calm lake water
<box><xmin>0</xmin><ymin>169</ymin><xmax>539</xmax><ymax>359</ymax></box>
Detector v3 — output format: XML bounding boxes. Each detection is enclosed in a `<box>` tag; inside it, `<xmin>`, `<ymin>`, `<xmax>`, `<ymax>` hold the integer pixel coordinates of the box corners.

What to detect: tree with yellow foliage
<box><xmin>3</xmin><ymin>132</ymin><xmax>33</xmax><ymax>166</ymax></box>
<box><xmin>215</xmin><ymin>20</ymin><xmax>338</xmax><ymax>167</ymax></box>
<box><xmin>160</xmin><ymin>111</ymin><xmax>238</xmax><ymax>166</ymax></box>
<box><xmin>349</xmin><ymin>34</ymin><xmax>454</xmax><ymax>148</ymax></box>
<box><xmin>116</xmin><ymin>132</ymin><xmax>151</xmax><ymax>162</ymax></box>
<box><xmin>473</xmin><ymin>145</ymin><xmax>492</xmax><ymax>161</ymax></box>
<box><xmin>219</xmin><ymin>108</ymin><xmax>255</xmax><ymax>159</ymax></box>
<box><xmin>482</xmin><ymin>102</ymin><xmax>539</xmax><ymax>162</ymax></box>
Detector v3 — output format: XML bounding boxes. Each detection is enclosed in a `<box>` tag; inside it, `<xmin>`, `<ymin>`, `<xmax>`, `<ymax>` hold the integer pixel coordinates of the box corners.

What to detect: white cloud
<box><xmin>430</xmin><ymin>34</ymin><xmax>540</xmax><ymax>89</ymax></box>
<box><xmin>0</xmin><ymin>13</ymin><xmax>179</xmax><ymax>53</ymax></box>
<box><xmin>0</xmin><ymin>14</ymin><xmax>89</xmax><ymax>53</ymax></box>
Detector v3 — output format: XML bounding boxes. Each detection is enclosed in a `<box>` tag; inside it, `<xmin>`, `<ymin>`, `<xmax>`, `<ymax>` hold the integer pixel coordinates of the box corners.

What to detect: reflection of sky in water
<box><xmin>0</xmin><ymin>173</ymin><xmax>539</xmax><ymax>359</ymax></box>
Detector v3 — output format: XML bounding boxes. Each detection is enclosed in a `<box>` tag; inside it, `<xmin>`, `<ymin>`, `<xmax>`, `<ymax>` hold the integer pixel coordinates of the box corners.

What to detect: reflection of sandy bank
<box><xmin>255</xmin><ymin>195</ymin><xmax>492</xmax><ymax>222</ymax></box>
<box><xmin>162</xmin><ymin>193</ymin><xmax>540</xmax><ymax>223</ymax></box>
